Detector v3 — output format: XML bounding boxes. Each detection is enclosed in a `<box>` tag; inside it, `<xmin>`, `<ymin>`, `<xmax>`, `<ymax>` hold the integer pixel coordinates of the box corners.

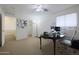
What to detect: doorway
<box><xmin>4</xmin><ymin>16</ymin><xmax>16</xmax><ymax>43</ymax></box>
<box><xmin>0</xmin><ymin>14</ymin><xmax>2</xmax><ymax>47</ymax></box>
<box><xmin>27</xmin><ymin>20</ymin><xmax>33</xmax><ymax>37</ymax></box>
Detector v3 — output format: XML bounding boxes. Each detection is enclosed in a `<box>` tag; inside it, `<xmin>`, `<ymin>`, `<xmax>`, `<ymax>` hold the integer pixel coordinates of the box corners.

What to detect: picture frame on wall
<box><xmin>17</xmin><ymin>18</ymin><xmax>27</xmax><ymax>29</ymax></box>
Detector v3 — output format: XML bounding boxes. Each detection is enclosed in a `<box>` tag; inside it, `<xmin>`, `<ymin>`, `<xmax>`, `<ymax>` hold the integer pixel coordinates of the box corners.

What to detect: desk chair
<box><xmin>61</xmin><ymin>28</ymin><xmax>79</xmax><ymax>49</ymax></box>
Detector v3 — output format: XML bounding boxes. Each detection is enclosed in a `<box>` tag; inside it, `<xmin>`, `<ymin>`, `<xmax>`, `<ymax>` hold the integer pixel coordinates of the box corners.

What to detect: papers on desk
<box><xmin>49</xmin><ymin>32</ymin><xmax>57</xmax><ymax>37</ymax></box>
<box><xmin>49</xmin><ymin>31</ymin><xmax>65</xmax><ymax>38</ymax></box>
<box><xmin>60</xmin><ymin>35</ymin><xmax>64</xmax><ymax>37</ymax></box>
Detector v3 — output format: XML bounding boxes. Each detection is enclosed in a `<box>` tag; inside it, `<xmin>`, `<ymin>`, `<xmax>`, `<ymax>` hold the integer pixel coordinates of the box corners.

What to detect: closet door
<box><xmin>0</xmin><ymin>14</ymin><xmax>2</xmax><ymax>47</ymax></box>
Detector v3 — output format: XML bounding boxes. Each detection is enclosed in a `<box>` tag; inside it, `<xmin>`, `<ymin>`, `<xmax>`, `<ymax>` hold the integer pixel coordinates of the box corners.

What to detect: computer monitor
<box><xmin>51</xmin><ymin>26</ymin><xmax>55</xmax><ymax>29</ymax></box>
<box><xmin>55</xmin><ymin>27</ymin><xmax>60</xmax><ymax>31</ymax></box>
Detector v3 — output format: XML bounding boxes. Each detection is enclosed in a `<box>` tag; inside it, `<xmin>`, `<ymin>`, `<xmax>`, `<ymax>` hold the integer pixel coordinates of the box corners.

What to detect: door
<box><xmin>27</xmin><ymin>20</ymin><xmax>33</xmax><ymax>37</ymax></box>
<box><xmin>0</xmin><ymin>14</ymin><xmax>2</xmax><ymax>46</ymax></box>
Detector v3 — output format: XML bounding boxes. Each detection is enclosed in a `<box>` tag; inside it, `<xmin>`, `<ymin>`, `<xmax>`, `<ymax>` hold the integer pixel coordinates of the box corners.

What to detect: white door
<box><xmin>32</xmin><ymin>23</ymin><xmax>38</xmax><ymax>37</ymax></box>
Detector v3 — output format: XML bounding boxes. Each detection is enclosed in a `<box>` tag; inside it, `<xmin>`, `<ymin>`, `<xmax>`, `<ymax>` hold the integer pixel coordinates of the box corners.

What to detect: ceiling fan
<box><xmin>32</xmin><ymin>4</ymin><xmax>48</xmax><ymax>12</ymax></box>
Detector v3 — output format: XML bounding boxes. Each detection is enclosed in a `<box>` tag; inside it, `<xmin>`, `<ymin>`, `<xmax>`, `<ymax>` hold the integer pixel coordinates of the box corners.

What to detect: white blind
<box><xmin>56</xmin><ymin>13</ymin><xmax>77</xmax><ymax>27</ymax></box>
<box><xmin>56</xmin><ymin>15</ymin><xmax>65</xmax><ymax>27</ymax></box>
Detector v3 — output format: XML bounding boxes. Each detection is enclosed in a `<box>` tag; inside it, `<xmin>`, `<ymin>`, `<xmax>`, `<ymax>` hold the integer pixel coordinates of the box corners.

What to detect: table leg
<box><xmin>53</xmin><ymin>39</ymin><xmax>56</xmax><ymax>55</ymax></box>
<box><xmin>40</xmin><ymin>37</ymin><xmax>42</xmax><ymax>49</ymax></box>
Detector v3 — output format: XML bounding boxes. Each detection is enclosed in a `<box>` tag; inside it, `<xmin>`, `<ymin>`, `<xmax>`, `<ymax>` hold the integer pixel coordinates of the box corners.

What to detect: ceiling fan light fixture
<box><xmin>35</xmin><ymin>7</ymin><xmax>43</xmax><ymax>12</ymax></box>
<box><xmin>32</xmin><ymin>4</ymin><xmax>48</xmax><ymax>12</ymax></box>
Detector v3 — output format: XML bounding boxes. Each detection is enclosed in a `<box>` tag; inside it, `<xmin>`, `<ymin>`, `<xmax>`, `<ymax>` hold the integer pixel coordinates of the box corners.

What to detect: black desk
<box><xmin>39</xmin><ymin>35</ymin><xmax>62</xmax><ymax>55</ymax></box>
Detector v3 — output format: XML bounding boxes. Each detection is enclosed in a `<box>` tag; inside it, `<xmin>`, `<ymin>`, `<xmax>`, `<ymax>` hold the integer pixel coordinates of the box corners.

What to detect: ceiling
<box><xmin>0</xmin><ymin>4</ymin><xmax>77</xmax><ymax>18</ymax></box>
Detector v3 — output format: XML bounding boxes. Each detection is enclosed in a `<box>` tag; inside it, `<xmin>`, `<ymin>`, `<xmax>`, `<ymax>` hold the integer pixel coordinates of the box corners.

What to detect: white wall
<box><xmin>16</xmin><ymin>14</ymin><xmax>55</xmax><ymax>39</ymax></box>
<box><xmin>16</xmin><ymin>19</ymin><xmax>28</xmax><ymax>40</ymax></box>
<box><xmin>16</xmin><ymin>27</ymin><xmax>28</xmax><ymax>40</ymax></box>
<box><xmin>30</xmin><ymin>13</ymin><xmax>55</xmax><ymax>37</ymax></box>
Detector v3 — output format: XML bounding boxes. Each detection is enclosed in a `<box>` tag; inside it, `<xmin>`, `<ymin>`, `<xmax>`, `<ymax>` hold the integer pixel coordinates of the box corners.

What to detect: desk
<box><xmin>39</xmin><ymin>35</ymin><xmax>63</xmax><ymax>55</ymax></box>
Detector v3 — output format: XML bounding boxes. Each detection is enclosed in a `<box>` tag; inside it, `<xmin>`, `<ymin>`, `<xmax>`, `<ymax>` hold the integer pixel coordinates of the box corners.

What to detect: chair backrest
<box><xmin>63</xmin><ymin>27</ymin><xmax>77</xmax><ymax>40</ymax></box>
<box><xmin>72</xmin><ymin>27</ymin><xmax>79</xmax><ymax>40</ymax></box>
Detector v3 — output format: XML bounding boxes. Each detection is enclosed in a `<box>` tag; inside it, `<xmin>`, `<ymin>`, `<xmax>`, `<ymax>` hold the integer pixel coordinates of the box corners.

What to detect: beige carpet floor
<box><xmin>0</xmin><ymin>31</ymin><xmax>79</xmax><ymax>55</ymax></box>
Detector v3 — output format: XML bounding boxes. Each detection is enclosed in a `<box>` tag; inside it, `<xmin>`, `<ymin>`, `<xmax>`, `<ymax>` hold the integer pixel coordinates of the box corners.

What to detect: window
<box><xmin>56</xmin><ymin>13</ymin><xmax>77</xmax><ymax>27</ymax></box>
